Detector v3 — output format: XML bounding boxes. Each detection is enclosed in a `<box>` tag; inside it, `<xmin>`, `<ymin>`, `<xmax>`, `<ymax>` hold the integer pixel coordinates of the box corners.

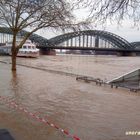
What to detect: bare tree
<box><xmin>73</xmin><ymin>0</ymin><xmax>140</xmax><ymax>26</ymax></box>
<box><xmin>0</xmin><ymin>0</ymin><xmax>88</xmax><ymax>71</ymax></box>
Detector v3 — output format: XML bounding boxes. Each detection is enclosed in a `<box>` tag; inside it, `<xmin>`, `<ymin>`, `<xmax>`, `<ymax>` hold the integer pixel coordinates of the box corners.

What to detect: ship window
<box><xmin>28</xmin><ymin>46</ymin><xmax>31</xmax><ymax>49</ymax></box>
<box><xmin>23</xmin><ymin>46</ymin><xmax>26</xmax><ymax>49</ymax></box>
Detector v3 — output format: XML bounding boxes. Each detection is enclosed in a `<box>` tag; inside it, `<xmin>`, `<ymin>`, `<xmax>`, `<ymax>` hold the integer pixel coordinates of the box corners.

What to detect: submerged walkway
<box><xmin>0</xmin><ymin>62</ymin><xmax>140</xmax><ymax>140</ymax></box>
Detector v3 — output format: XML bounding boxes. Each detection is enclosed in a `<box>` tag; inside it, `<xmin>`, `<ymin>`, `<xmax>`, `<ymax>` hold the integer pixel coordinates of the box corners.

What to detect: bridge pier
<box><xmin>117</xmin><ymin>52</ymin><xmax>137</xmax><ymax>56</ymax></box>
<box><xmin>39</xmin><ymin>48</ymin><xmax>56</xmax><ymax>55</ymax></box>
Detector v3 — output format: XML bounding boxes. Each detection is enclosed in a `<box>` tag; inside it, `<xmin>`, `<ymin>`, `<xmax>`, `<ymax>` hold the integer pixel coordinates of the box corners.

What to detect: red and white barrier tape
<box><xmin>0</xmin><ymin>96</ymin><xmax>81</xmax><ymax>140</ymax></box>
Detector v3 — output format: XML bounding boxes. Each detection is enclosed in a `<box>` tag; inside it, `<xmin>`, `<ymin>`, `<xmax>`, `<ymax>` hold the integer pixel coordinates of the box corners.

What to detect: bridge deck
<box><xmin>38</xmin><ymin>46</ymin><xmax>140</xmax><ymax>52</ymax></box>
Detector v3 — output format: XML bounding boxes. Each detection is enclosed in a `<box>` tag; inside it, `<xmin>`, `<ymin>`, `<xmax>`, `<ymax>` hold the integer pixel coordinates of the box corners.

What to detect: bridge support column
<box><xmin>83</xmin><ymin>35</ymin><xmax>85</xmax><ymax>47</ymax></box>
<box><xmin>90</xmin><ymin>36</ymin><xmax>92</xmax><ymax>47</ymax></box>
<box><xmin>79</xmin><ymin>36</ymin><xmax>81</xmax><ymax>47</ymax></box>
<box><xmin>117</xmin><ymin>52</ymin><xmax>137</xmax><ymax>56</ymax></box>
<box><xmin>71</xmin><ymin>38</ymin><xmax>73</xmax><ymax>47</ymax></box>
<box><xmin>86</xmin><ymin>35</ymin><xmax>89</xmax><ymax>47</ymax></box>
<box><xmin>95</xmin><ymin>36</ymin><xmax>99</xmax><ymax>48</ymax></box>
<box><xmin>39</xmin><ymin>48</ymin><xmax>56</xmax><ymax>55</ymax></box>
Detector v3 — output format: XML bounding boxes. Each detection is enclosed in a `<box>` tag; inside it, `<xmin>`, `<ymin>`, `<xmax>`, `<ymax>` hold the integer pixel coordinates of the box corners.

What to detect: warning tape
<box><xmin>0</xmin><ymin>96</ymin><xmax>81</xmax><ymax>140</ymax></box>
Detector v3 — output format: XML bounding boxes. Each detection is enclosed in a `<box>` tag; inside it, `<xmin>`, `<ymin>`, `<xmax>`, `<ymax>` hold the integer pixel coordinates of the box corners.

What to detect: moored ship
<box><xmin>0</xmin><ymin>39</ymin><xmax>39</xmax><ymax>58</ymax></box>
<box><xmin>9</xmin><ymin>40</ymin><xmax>39</xmax><ymax>58</ymax></box>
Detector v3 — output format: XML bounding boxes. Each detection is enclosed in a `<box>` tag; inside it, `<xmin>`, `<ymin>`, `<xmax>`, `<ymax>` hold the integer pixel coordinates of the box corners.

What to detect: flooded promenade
<box><xmin>0</xmin><ymin>55</ymin><xmax>140</xmax><ymax>140</ymax></box>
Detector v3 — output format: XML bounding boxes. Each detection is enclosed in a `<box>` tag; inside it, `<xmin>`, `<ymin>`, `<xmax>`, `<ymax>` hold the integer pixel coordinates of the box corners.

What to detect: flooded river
<box><xmin>0</xmin><ymin>55</ymin><xmax>140</xmax><ymax>140</ymax></box>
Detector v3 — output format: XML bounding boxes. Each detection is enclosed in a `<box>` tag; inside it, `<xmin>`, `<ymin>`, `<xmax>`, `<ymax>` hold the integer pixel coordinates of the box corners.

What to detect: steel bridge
<box><xmin>48</xmin><ymin>30</ymin><xmax>134</xmax><ymax>50</ymax></box>
<box><xmin>131</xmin><ymin>42</ymin><xmax>140</xmax><ymax>49</ymax></box>
<box><xmin>0</xmin><ymin>27</ymin><xmax>140</xmax><ymax>54</ymax></box>
<box><xmin>0</xmin><ymin>27</ymin><xmax>49</xmax><ymax>46</ymax></box>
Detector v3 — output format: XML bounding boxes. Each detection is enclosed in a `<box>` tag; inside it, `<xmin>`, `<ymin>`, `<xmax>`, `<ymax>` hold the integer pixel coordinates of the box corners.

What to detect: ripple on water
<box><xmin>0</xmin><ymin>56</ymin><xmax>140</xmax><ymax>140</ymax></box>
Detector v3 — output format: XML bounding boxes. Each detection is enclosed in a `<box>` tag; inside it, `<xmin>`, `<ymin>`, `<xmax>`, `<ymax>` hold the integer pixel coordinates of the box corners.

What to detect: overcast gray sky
<box><xmin>37</xmin><ymin>8</ymin><xmax>140</xmax><ymax>42</ymax></box>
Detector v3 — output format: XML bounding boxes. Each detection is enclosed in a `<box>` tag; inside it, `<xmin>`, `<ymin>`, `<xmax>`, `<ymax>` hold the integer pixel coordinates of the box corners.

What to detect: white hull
<box><xmin>17</xmin><ymin>52</ymin><xmax>39</xmax><ymax>58</ymax></box>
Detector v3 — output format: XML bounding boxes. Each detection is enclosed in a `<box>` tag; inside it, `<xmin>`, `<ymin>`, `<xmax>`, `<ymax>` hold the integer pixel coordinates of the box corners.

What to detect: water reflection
<box><xmin>10</xmin><ymin>71</ymin><xmax>22</xmax><ymax>103</ymax></box>
<box><xmin>11</xmin><ymin>71</ymin><xmax>18</xmax><ymax>87</ymax></box>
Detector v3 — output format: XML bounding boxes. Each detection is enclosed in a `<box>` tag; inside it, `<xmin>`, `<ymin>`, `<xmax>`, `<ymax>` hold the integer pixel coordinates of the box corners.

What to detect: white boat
<box><xmin>4</xmin><ymin>39</ymin><xmax>39</xmax><ymax>58</ymax></box>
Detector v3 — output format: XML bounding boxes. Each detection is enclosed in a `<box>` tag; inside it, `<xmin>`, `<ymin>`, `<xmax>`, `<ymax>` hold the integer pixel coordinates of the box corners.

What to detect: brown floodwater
<box><xmin>0</xmin><ymin>55</ymin><xmax>140</xmax><ymax>140</ymax></box>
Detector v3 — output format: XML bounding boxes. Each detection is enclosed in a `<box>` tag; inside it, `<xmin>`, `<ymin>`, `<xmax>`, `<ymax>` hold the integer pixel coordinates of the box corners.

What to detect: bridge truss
<box><xmin>0</xmin><ymin>27</ymin><xmax>139</xmax><ymax>51</ymax></box>
<box><xmin>48</xmin><ymin>30</ymin><xmax>134</xmax><ymax>50</ymax></box>
<box><xmin>0</xmin><ymin>27</ymin><xmax>49</xmax><ymax>46</ymax></box>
